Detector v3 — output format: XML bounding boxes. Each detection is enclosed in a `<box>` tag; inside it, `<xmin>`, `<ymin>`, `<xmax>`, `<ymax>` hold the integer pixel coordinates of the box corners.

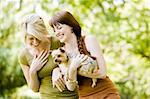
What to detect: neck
<box><xmin>64</xmin><ymin>35</ymin><xmax>79</xmax><ymax>54</ymax></box>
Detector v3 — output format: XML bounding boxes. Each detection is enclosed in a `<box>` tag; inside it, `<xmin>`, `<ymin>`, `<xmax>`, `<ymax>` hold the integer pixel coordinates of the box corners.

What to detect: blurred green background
<box><xmin>0</xmin><ymin>0</ymin><xmax>150</xmax><ymax>99</ymax></box>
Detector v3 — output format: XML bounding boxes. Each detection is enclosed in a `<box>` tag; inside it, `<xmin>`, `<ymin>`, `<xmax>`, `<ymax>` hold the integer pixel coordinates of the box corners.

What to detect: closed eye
<box><xmin>28</xmin><ymin>37</ymin><xmax>34</xmax><ymax>41</ymax></box>
<box><xmin>57</xmin><ymin>26</ymin><xmax>62</xmax><ymax>29</ymax></box>
<box><xmin>57</xmin><ymin>23</ymin><xmax>63</xmax><ymax>30</ymax></box>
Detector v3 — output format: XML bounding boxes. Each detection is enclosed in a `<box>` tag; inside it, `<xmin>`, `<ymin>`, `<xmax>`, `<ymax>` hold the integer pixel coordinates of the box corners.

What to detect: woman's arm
<box><xmin>52</xmin><ymin>67</ymin><xmax>66</xmax><ymax>92</ymax></box>
<box><xmin>65</xmin><ymin>64</ymin><xmax>78</xmax><ymax>91</ymax></box>
<box><xmin>20</xmin><ymin>64</ymin><xmax>40</xmax><ymax>92</ymax></box>
<box><xmin>20</xmin><ymin>50</ymin><xmax>49</xmax><ymax>92</ymax></box>
<box><xmin>66</xmin><ymin>54</ymin><xmax>88</xmax><ymax>91</ymax></box>
<box><xmin>84</xmin><ymin>35</ymin><xmax>107</xmax><ymax>78</ymax></box>
<box><xmin>52</xmin><ymin>66</ymin><xmax>77</xmax><ymax>92</ymax></box>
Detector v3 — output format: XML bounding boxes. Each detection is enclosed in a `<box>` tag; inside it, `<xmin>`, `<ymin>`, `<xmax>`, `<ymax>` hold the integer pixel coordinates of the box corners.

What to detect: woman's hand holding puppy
<box><xmin>69</xmin><ymin>54</ymin><xmax>88</xmax><ymax>71</ymax></box>
<box><xmin>52</xmin><ymin>67</ymin><xmax>66</xmax><ymax>92</ymax></box>
<box><xmin>68</xmin><ymin>54</ymin><xmax>88</xmax><ymax>80</ymax></box>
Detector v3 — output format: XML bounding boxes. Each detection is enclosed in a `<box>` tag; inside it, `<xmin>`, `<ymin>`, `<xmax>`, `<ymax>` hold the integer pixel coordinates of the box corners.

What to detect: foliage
<box><xmin>0</xmin><ymin>48</ymin><xmax>26</xmax><ymax>97</ymax></box>
<box><xmin>0</xmin><ymin>0</ymin><xmax>149</xmax><ymax>98</ymax></box>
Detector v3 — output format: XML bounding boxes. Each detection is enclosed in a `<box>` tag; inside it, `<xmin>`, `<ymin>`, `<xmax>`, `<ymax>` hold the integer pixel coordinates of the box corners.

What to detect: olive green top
<box><xmin>19</xmin><ymin>37</ymin><xmax>78</xmax><ymax>99</ymax></box>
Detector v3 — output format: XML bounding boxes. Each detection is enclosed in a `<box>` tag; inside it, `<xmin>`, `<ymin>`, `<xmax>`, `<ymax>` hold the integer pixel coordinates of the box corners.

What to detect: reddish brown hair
<box><xmin>50</xmin><ymin>11</ymin><xmax>81</xmax><ymax>39</ymax></box>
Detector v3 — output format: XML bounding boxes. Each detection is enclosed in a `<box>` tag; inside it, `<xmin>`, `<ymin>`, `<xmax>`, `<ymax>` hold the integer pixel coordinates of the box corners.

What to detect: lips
<box><xmin>32</xmin><ymin>43</ymin><xmax>39</xmax><ymax>47</ymax></box>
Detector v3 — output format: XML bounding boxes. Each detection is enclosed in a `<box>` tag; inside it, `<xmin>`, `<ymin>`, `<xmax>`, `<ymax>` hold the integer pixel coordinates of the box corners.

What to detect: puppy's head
<box><xmin>51</xmin><ymin>47</ymin><xmax>68</xmax><ymax>65</ymax></box>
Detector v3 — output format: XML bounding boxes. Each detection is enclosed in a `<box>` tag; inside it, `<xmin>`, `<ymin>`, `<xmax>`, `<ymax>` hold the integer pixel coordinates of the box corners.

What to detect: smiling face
<box><xmin>25</xmin><ymin>34</ymin><xmax>41</xmax><ymax>49</ymax></box>
<box><xmin>53</xmin><ymin>23</ymin><xmax>73</xmax><ymax>43</ymax></box>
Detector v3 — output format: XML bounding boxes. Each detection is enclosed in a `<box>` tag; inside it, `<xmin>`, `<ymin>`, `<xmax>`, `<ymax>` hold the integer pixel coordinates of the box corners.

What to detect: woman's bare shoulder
<box><xmin>84</xmin><ymin>35</ymin><xmax>97</xmax><ymax>42</ymax></box>
<box><xmin>84</xmin><ymin>35</ymin><xmax>98</xmax><ymax>46</ymax></box>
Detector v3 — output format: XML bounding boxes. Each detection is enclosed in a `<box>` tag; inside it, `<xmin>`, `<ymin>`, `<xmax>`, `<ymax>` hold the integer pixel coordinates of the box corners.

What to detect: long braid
<box><xmin>77</xmin><ymin>37</ymin><xmax>85</xmax><ymax>54</ymax></box>
<box><xmin>77</xmin><ymin>36</ymin><xmax>96</xmax><ymax>60</ymax></box>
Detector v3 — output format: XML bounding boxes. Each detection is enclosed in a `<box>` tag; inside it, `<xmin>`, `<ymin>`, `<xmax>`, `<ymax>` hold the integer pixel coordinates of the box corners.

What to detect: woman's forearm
<box><xmin>78</xmin><ymin>69</ymin><xmax>106</xmax><ymax>79</ymax></box>
<box><xmin>68</xmin><ymin>67</ymin><xmax>77</xmax><ymax>81</ymax></box>
<box><xmin>29</xmin><ymin>69</ymin><xmax>40</xmax><ymax>92</ymax></box>
<box><xmin>65</xmin><ymin>66</ymin><xmax>78</xmax><ymax>91</ymax></box>
<box><xmin>65</xmin><ymin>79</ymin><xmax>78</xmax><ymax>91</ymax></box>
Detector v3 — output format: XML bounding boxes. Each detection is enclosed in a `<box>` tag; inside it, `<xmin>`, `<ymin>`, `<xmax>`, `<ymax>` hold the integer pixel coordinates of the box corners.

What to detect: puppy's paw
<box><xmin>91</xmin><ymin>78</ymin><xmax>97</xmax><ymax>88</ymax></box>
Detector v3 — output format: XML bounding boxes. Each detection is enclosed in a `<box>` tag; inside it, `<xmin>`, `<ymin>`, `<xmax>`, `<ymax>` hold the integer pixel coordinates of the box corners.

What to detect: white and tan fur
<box><xmin>51</xmin><ymin>47</ymin><xmax>99</xmax><ymax>87</ymax></box>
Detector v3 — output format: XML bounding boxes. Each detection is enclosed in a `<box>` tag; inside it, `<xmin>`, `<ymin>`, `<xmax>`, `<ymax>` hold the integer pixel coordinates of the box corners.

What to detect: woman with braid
<box><xmin>50</xmin><ymin>11</ymin><xmax>120</xmax><ymax>99</ymax></box>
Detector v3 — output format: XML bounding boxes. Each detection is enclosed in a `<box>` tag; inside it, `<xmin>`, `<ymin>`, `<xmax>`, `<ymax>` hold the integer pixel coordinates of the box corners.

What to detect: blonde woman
<box><xmin>18</xmin><ymin>14</ymin><xmax>79</xmax><ymax>99</ymax></box>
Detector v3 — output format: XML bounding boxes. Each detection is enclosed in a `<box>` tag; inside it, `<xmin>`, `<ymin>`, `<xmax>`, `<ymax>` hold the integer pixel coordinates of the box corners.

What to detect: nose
<box><xmin>55</xmin><ymin>59</ymin><xmax>61</xmax><ymax>64</ymax></box>
<box><xmin>55</xmin><ymin>59</ymin><xmax>58</xmax><ymax>62</ymax></box>
<box><xmin>33</xmin><ymin>38</ymin><xmax>39</xmax><ymax>45</ymax></box>
<box><xmin>55</xmin><ymin>30</ymin><xmax>61</xmax><ymax>37</ymax></box>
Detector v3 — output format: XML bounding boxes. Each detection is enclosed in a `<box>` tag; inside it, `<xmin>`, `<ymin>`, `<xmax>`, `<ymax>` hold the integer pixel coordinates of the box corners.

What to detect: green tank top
<box><xmin>19</xmin><ymin>37</ymin><xmax>78</xmax><ymax>99</ymax></box>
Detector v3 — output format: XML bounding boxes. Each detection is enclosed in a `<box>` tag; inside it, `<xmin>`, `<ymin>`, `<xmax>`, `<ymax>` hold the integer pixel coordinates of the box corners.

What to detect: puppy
<box><xmin>51</xmin><ymin>48</ymin><xmax>69</xmax><ymax>75</ymax></box>
<box><xmin>51</xmin><ymin>47</ymin><xmax>98</xmax><ymax>87</ymax></box>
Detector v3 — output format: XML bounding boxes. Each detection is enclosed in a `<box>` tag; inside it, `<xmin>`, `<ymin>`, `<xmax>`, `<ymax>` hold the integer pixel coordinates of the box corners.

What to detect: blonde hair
<box><xmin>21</xmin><ymin>14</ymin><xmax>48</xmax><ymax>42</ymax></box>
